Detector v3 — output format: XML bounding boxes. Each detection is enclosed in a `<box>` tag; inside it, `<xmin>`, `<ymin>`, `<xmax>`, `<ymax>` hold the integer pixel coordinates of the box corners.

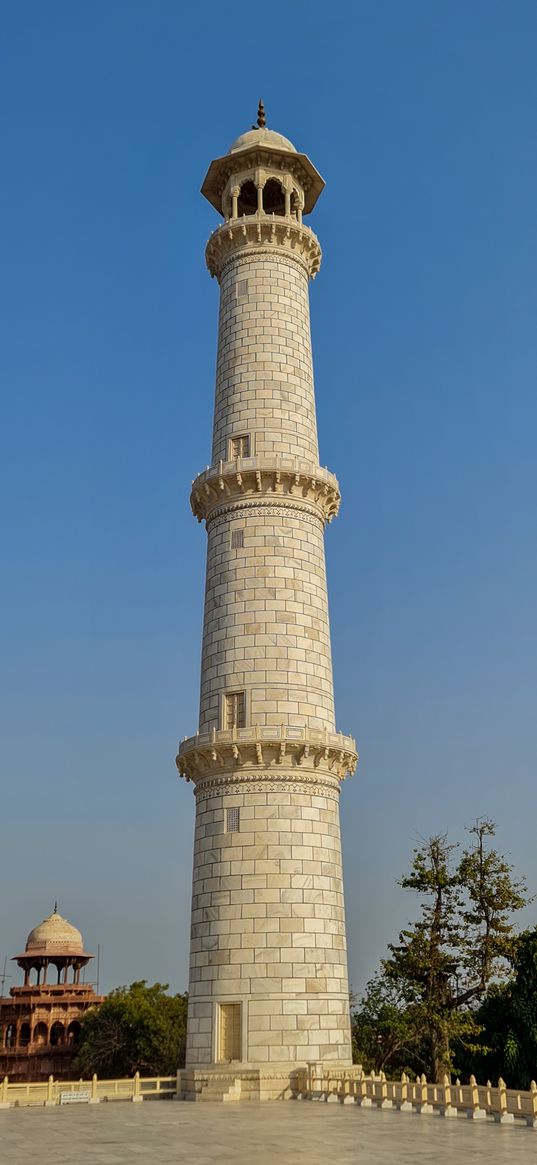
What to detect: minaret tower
<box><xmin>177</xmin><ymin>103</ymin><xmax>358</xmax><ymax>1097</ymax></box>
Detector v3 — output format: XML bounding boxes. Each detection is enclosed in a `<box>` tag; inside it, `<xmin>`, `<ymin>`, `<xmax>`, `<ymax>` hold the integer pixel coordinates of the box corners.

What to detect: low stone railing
<box><xmin>0</xmin><ymin>1071</ymin><xmax>176</xmax><ymax>1108</ymax></box>
<box><xmin>295</xmin><ymin>1065</ymin><xmax>537</xmax><ymax>1126</ymax></box>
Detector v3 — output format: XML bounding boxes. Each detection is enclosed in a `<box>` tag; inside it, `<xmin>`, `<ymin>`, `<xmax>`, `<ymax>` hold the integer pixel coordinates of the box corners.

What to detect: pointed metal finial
<box><xmin>256</xmin><ymin>99</ymin><xmax>266</xmax><ymax>129</ymax></box>
<box><xmin>53</xmin><ymin>901</ymin><xmax>58</xmax><ymax>913</ymax></box>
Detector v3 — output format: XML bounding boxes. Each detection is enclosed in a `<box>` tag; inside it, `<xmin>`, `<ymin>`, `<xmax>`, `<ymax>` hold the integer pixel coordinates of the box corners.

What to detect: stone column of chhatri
<box><xmin>177</xmin><ymin>102</ymin><xmax>358</xmax><ymax>1100</ymax></box>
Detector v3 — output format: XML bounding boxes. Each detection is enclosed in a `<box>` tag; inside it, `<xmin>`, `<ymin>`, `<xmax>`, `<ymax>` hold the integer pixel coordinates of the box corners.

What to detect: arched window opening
<box><xmin>263</xmin><ymin>178</ymin><xmax>285</xmax><ymax>216</ymax></box>
<box><xmin>19</xmin><ymin>1023</ymin><xmax>31</xmax><ymax>1047</ymax></box>
<box><xmin>33</xmin><ymin>1022</ymin><xmax>48</xmax><ymax>1047</ymax></box>
<box><xmin>67</xmin><ymin>1021</ymin><xmax>81</xmax><ymax>1045</ymax></box>
<box><xmin>50</xmin><ymin>1022</ymin><xmax>65</xmax><ymax>1047</ymax></box>
<box><xmin>237</xmin><ymin>180</ymin><xmax>257</xmax><ymax>217</ymax></box>
<box><xmin>5</xmin><ymin>1024</ymin><xmax>17</xmax><ymax>1048</ymax></box>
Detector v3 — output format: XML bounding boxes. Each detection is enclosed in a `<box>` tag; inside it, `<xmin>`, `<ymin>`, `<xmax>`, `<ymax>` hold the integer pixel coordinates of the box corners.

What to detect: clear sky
<box><xmin>1</xmin><ymin>0</ymin><xmax>536</xmax><ymax>997</ymax></box>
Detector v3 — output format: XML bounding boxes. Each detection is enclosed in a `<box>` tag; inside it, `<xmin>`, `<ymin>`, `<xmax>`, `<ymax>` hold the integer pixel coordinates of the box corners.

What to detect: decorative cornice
<box><xmin>176</xmin><ymin>725</ymin><xmax>358</xmax><ymax>785</ymax></box>
<box><xmin>191</xmin><ymin>456</ymin><xmax>340</xmax><ymax>525</ymax></box>
<box><xmin>205</xmin><ymin>217</ymin><xmax>322</xmax><ymax>281</ymax></box>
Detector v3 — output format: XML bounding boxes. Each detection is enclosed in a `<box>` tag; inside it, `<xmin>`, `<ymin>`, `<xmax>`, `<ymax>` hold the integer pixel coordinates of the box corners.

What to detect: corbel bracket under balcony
<box><xmin>205</xmin><ymin>216</ymin><xmax>322</xmax><ymax>280</ymax></box>
<box><xmin>190</xmin><ymin>456</ymin><xmax>341</xmax><ymax>524</ymax></box>
<box><xmin>176</xmin><ymin>725</ymin><xmax>358</xmax><ymax>784</ymax></box>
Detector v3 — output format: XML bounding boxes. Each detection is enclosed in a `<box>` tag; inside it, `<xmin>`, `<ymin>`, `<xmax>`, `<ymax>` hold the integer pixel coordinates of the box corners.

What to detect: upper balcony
<box><xmin>205</xmin><ymin>214</ymin><xmax>322</xmax><ymax>280</ymax></box>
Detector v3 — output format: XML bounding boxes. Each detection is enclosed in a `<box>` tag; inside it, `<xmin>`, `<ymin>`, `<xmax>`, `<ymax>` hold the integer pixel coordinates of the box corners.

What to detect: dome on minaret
<box><xmin>228</xmin><ymin>99</ymin><xmax>296</xmax><ymax>155</ymax></box>
<box><xmin>228</xmin><ymin>127</ymin><xmax>297</xmax><ymax>155</ymax></box>
<box><xmin>25</xmin><ymin>906</ymin><xmax>84</xmax><ymax>954</ymax></box>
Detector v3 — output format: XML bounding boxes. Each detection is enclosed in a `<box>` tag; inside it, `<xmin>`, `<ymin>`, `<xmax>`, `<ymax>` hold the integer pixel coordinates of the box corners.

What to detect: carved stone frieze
<box><xmin>190</xmin><ymin>456</ymin><xmax>340</xmax><ymax>525</ymax></box>
<box><xmin>207</xmin><ymin>501</ymin><xmax>325</xmax><ymax>532</ymax></box>
<box><xmin>205</xmin><ymin>217</ymin><xmax>322</xmax><ymax>281</ymax></box>
<box><xmin>192</xmin><ymin>771</ymin><xmax>342</xmax><ymax>803</ymax></box>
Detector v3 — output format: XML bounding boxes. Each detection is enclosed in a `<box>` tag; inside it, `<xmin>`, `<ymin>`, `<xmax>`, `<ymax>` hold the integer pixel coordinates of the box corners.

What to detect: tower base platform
<box><xmin>177</xmin><ymin>1062</ymin><xmax>354</xmax><ymax>1103</ymax></box>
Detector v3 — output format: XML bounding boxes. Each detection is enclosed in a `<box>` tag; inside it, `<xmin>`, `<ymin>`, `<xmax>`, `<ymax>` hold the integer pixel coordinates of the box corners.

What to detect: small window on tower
<box><xmin>226</xmin><ymin>807</ymin><xmax>240</xmax><ymax>833</ymax></box>
<box><xmin>230</xmin><ymin>434</ymin><xmax>250</xmax><ymax>459</ymax></box>
<box><xmin>231</xmin><ymin>528</ymin><xmax>244</xmax><ymax>549</ymax></box>
<box><xmin>236</xmin><ymin>279</ymin><xmax>248</xmax><ymax>299</ymax></box>
<box><xmin>224</xmin><ymin>691</ymin><xmax>246</xmax><ymax>730</ymax></box>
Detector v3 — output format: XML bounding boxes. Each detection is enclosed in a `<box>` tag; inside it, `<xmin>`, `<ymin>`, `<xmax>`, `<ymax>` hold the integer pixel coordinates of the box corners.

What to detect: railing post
<box><xmin>356</xmin><ymin>1068</ymin><xmax>372</xmax><ymax>1108</ymax></box>
<box><xmin>89</xmin><ymin>1072</ymin><xmax>100</xmax><ymax>1104</ymax></box>
<box><xmin>416</xmin><ymin>1074</ymin><xmax>433</xmax><ymax>1115</ymax></box>
<box><xmin>527</xmin><ymin>1080</ymin><xmax>537</xmax><ymax>1128</ymax></box>
<box><xmin>491</xmin><ymin>1076</ymin><xmax>512</xmax><ymax>1123</ymax></box>
<box><xmin>44</xmin><ymin>1075</ymin><xmax>55</xmax><ymax>1107</ymax></box>
<box><xmin>309</xmin><ymin>1063</ymin><xmax>321</xmax><ymax>1101</ymax></box>
<box><xmin>0</xmin><ymin>1076</ymin><xmax>9</xmax><ymax>1109</ymax></box>
<box><xmin>132</xmin><ymin>1070</ymin><xmax>143</xmax><ymax>1102</ymax></box>
<box><xmin>326</xmin><ymin>1071</ymin><xmax>339</xmax><ymax>1103</ymax></box>
<box><xmin>342</xmin><ymin>1073</ymin><xmax>355</xmax><ymax>1105</ymax></box>
<box><xmin>398</xmin><ymin>1071</ymin><xmax>412</xmax><ymax>1112</ymax></box>
<box><xmin>441</xmin><ymin>1074</ymin><xmax>457</xmax><ymax>1117</ymax></box>
<box><xmin>467</xmin><ymin>1074</ymin><xmax>486</xmax><ymax>1120</ymax></box>
<box><xmin>379</xmin><ymin>1070</ymin><xmax>393</xmax><ymax>1109</ymax></box>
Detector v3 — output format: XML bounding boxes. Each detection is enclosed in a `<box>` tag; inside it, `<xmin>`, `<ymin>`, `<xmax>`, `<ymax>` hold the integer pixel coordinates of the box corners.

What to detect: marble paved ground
<box><xmin>1</xmin><ymin>1101</ymin><xmax>536</xmax><ymax>1165</ymax></box>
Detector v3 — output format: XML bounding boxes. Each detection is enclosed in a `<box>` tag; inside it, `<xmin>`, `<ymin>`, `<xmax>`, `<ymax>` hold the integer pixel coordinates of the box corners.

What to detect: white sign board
<box><xmin>60</xmin><ymin>1090</ymin><xmax>91</xmax><ymax>1105</ymax></box>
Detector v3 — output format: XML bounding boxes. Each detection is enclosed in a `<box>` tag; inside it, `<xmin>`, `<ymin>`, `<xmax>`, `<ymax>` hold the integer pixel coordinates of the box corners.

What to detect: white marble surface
<box><xmin>1</xmin><ymin>1100</ymin><xmax>536</xmax><ymax>1165</ymax></box>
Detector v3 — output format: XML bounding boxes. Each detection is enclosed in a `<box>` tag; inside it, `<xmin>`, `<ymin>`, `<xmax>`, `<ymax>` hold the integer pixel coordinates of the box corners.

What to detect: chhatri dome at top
<box><xmin>228</xmin><ymin>99</ymin><xmax>297</xmax><ymax>156</ymax></box>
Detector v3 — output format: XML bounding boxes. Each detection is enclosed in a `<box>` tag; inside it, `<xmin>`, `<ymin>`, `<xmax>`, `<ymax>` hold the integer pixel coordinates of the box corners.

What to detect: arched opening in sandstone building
<box><xmin>5</xmin><ymin>1024</ymin><xmax>17</xmax><ymax>1048</ymax></box>
<box><xmin>263</xmin><ymin>178</ymin><xmax>286</xmax><ymax>215</ymax></box>
<box><xmin>50</xmin><ymin>1021</ymin><xmax>65</xmax><ymax>1046</ymax></box>
<box><xmin>33</xmin><ymin>1022</ymin><xmax>48</xmax><ymax>1046</ymax></box>
<box><xmin>67</xmin><ymin>1020</ymin><xmax>81</xmax><ymax>1045</ymax></box>
<box><xmin>237</xmin><ymin>180</ymin><xmax>257</xmax><ymax>216</ymax></box>
<box><xmin>19</xmin><ymin>1022</ymin><xmax>31</xmax><ymax>1047</ymax></box>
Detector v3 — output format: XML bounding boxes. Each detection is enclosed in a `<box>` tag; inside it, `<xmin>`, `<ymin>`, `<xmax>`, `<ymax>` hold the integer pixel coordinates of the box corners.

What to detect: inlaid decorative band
<box><xmin>191</xmin><ymin>770</ymin><xmax>342</xmax><ymax>803</ymax></box>
<box><xmin>206</xmin><ymin>498</ymin><xmax>326</xmax><ymax>530</ymax></box>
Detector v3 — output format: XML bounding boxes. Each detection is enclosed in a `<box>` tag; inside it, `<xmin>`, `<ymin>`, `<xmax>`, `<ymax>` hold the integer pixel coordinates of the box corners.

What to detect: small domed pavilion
<box><xmin>0</xmin><ymin>906</ymin><xmax>103</xmax><ymax>1082</ymax></box>
<box><xmin>15</xmin><ymin>904</ymin><xmax>92</xmax><ymax>987</ymax></box>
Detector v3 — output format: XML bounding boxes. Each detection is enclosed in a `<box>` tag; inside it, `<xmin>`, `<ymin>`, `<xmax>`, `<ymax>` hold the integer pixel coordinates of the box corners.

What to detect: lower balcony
<box><xmin>176</xmin><ymin>724</ymin><xmax>358</xmax><ymax>783</ymax></box>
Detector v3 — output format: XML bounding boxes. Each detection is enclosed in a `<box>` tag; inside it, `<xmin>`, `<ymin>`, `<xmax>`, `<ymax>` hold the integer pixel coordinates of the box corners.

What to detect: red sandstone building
<box><xmin>0</xmin><ymin>907</ymin><xmax>103</xmax><ymax>1081</ymax></box>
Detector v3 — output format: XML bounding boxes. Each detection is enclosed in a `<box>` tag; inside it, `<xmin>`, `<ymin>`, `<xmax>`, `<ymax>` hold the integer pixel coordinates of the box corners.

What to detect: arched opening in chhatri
<box><xmin>263</xmin><ymin>178</ymin><xmax>286</xmax><ymax>216</ymax></box>
<box><xmin>237</xmin><ymin>180</ymin><xmax>257</xmax><ymax>216</ymax></box>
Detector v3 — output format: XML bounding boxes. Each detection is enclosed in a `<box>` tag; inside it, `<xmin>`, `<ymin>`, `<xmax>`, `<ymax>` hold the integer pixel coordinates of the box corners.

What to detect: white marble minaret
<box><xmin>177</xmin><ymin>103</ymin><xmax>357</xmax><ymax>1097</ymax></box>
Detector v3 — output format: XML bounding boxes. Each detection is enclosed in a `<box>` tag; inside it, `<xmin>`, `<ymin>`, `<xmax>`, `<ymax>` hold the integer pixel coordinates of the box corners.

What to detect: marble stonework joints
<box><xmin>190</xmin><ymin>456</ymin><xmax>340</xmax><ymax>525</ymax></box>
<box><xmin>176</xmin><ymin>725</ymin><xmax>358</xmax><ymax>783</ymax></box>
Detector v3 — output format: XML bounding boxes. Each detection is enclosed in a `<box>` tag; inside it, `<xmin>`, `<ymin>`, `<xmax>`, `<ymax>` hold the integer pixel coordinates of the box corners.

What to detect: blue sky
<box><xmin>1</xmin><ymin>0</ymin><xmax>536</xmax><ymax>996</ymax></box>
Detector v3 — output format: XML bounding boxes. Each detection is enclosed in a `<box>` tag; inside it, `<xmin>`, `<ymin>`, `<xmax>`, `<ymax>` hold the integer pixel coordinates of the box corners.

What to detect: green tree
<box><xmin>351</xmin><ymin>975</ymin><xmax>428</xmax><ymax>1074</ymax></box>
<box><xmin>461</xmin><ymin>928</ymin><xmax>537</xmax><ymax>1089</ymax></box>
<box><xmin>75</xmin><ymin>981</ymin><xmax>188</xmax><ymax>1078</ymax></box>
<box><xmin>353</xmin><ymin>821</ymin><xmax>527</xmax><ymax>1081</ymax></box>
